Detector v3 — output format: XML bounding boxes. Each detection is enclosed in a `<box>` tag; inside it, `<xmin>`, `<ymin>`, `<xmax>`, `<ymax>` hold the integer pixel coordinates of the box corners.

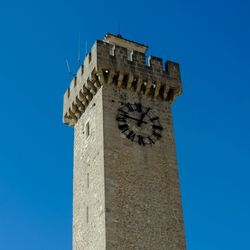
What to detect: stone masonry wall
<box><xmin>103</xmin><ymin>84</ymin><xmax>186</xmax><ymax>250</ymax></box>
<box><xmin>65</xmin><ymin>34</ymin><xmax>186</xmax><ymax>250</ymax></box>
<box><xmin>73</xmin><ymin>88</ymin><xmax>105</xmax><ymax>250</ymax></box>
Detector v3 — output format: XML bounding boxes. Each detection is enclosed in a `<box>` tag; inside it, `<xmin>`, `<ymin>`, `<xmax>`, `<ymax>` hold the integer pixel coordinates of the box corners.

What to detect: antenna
<box><xmin>117</xmin><ymin>22</ymin><xmax>122</xmax><ymax>38</ymax></box>
<box><xmin>85</xmin><ymin>41</ymin><xmax>88</xmax><ymax>56</ymax></box>
<box><xmin>66</xmin><ymin>59</ymin><xmax>75</xmax><ymax>76</ymax></box>
<box><xmin>77</xmin><ymin>32</ymin><xmax>81</xmax><ymax>66</ymax></box>
<box><xmin>118</xmin><ymin>23</ymin><xmax>121</xmax><ymax>35</ymax></box>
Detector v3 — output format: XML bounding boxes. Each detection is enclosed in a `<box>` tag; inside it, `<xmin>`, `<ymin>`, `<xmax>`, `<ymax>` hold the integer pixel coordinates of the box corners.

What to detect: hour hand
<box><xmin>137</xmin><ymin>108</ymin><xmax>150</xmax><ymax>126</ymax></box>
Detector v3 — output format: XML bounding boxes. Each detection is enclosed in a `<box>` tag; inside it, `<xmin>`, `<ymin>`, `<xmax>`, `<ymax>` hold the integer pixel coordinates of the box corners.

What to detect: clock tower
<box><xmin>63</xmin><ymin>33</ymin><xmax>186</xmax><ymax>249</ymax></box>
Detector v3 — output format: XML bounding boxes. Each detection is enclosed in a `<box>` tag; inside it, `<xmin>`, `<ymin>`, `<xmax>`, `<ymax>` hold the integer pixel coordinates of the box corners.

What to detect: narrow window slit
<box><xmin>132</xmin><ymin>78</ymin><xmax>137</xmax><ymax>91</ymax></box>
<box><xmin>87</xmin><ymin>173</ymin><xmax>89</xmax><ymax>188</ymax></box>
<box><xmin>159</xmin><ymin>84</ymin><xmax>165</xmax><ymax>100</ymax></box>
<box><xmin>112</xmin><ymin>73</ymin><xmax>119</xmax><ymax>85</ymax></box>
<box><xmin>103</xmin><ymin>69</ymin><xmax>109</xmax><ymax>83</ymax></box>
<box><xmin>122</xmin><ymin>74</ymin><xmax>129</xmax><ymax>89</ymax></box>
<box><xmin>86</xmin><ymin>206</ymin><xmax>89</xmax><ymax>223</ymax></box>
<box><xmin>149</xmin><ymin>83</ymin><xmax>156</xmax><ymax>98</ymax></box>
<box><xmin>166</xmin><ymin>88</ymin><xmax>175</xmax><ymax>102</ymax></box>
<box><xmin>141</xmin><ymin>81</ymin><xmax>147</xmax><ymax>94</ymax></box>
<box><xmin>86</xmin><ymin>122</ymin><xmax>90</xmax><ymax>138</ymax></box>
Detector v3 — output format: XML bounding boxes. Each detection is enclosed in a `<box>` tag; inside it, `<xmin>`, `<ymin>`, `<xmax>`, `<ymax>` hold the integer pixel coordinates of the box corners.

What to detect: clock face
<box><xmin>116</xmin><ymin>102</ymin><xmax>163</xmax><ymax>146</ymax></box>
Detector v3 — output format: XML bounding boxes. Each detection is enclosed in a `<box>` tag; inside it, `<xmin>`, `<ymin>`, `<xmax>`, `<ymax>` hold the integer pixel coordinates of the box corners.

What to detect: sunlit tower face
<box><xmin>63</xmin><ymin>33</ymin><xmax>186</xmax><ymax>250</ymax></box>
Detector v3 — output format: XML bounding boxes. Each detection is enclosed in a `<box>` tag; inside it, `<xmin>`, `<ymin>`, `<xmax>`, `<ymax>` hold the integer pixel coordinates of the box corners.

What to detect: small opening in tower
<box><xmin>166</xmin><ymin>88</ymin><xmax>175</xmax><ymax>102</ymax></box>
<box><xmin>159</xmin><ymin>84</ymin><xmax>165</xmax><ymax>100</ymax></box>
<box><xmin>149</xmin><ymin>82</ymin><xmax>156</xmax><ymax>98</ymax></box>
<box><xmin>86</xmin><ymin>206</ymin><xmax>89</xmax><ymax>223</ymax></box>
<box><xmin>132</xmin><ymin>78</ymin><xmax>137</xmax><ymax>91</ymax></box>
<box><xmin>112</xmin><ymin>73</ymin><xmax>119</xmax><ymax>85</ymax></box>
<box><xmin>86</xmin><ymin>122</ymin><xmax>90</xmax><ymax>138</ymax></box>
<box><xmin>87</xmin><ymin>173</ymin><xmax>89</xmax><ymax>188</ymax></box>
<box><xmin>141</xmin><ymin>81</ymin><xmax>147</xmax><ymax>94</ymax></box>
<box><xmin>103</xmin><ymin>69</ymin><xmax>109</xmax><ymax>83</ymax></box>
<box><xmin>122</xmin><ymin>74</ymin><xmax>129</xmax><ymax>89</ymax></box>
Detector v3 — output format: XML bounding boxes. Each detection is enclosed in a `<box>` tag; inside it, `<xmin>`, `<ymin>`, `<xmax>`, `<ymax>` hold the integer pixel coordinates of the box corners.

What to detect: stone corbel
<box><xmin>117</xmin><ymin>72</ymin><xmax>124</xmax><ymax>88</ymax></box>
<box><xmin>126</xmin><ymin>74</ymin><xmax>134</xmax><ymax>89</ymax></box>
<box><xmin>86</xmin><ymin>79</ymin><xmax>97</xmax><ymax>94</ymax></box>
<box><xmin>136</xmin><ymin>79</ymin><xmax>143</xmax><ymax>94</ymax></box>
<box><xmin>154</xmin><ymin>81</ymin><xmax>161</xmax><ymax>98</ymax></box>
<box><xmin>75</xmin><ymin>96</ymin><xmax>85</xmax><ymax>112</ymax></box>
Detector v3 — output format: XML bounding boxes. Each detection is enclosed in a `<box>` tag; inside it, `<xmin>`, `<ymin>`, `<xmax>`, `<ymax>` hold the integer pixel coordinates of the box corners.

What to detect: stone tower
<box><xmin>63</xmin><ymin>33</ymin><xmax>186</xmax><ymax>250</ymax></box>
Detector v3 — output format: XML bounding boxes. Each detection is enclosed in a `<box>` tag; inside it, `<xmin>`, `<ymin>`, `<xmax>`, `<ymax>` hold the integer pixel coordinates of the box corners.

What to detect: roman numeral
<box><xmin>118</xmin><ymin>124</ymin><xmax>129</xmax><ymax>130</ymax></box>
<box><xmin>152</xmin><ymin>125</ymin><xmax>163</xmax><ymax>131</ymax></box>
<box><xmin>125</xmin><ymin>103</ymin><xmax>134</xmax><ymax>112</ymax></box>
<box><xmin>118</xmin><ymin>108</ymin><xmax>128</xmax><ymax>114</ymax></box>
<box><xmin>147</xmin><ymin>136</ymin><xmax>155</xmax><ymax>144</ymax></box>
<box><xmin>122</xmin><ymin>128</ymin><xmax>129</xmax><ymax>133</ymax></box>
<box><xmin>153</xmin><ymin>131</ymin><xmax>162</xmax><ymax>138</ymax></box>
<box><xmin>116</xmin><ymin>114</ymin><xmax>127</xmax><ymax>122</ymax></box>
<box><xmin>134</xmin><ymin>102</ymin><xmax>142</xmax><ymax>112</ymax></box>
<box><xmin>137</xmin><ymin>135</ymin><xmax>145</xmax><ymax>146</ymax></box>
<box><xmin>127</xmin><ymin>130</ymin><xmax>135</xmax><ymax>141</ymax></box>
<box><xmin>150</xmin><ymin>117</ymin><xmax>159</xmax><ymax>122</ymax></box>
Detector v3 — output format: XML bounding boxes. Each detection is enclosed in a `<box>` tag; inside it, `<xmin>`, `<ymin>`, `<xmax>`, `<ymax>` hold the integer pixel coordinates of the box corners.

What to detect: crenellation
<box><xmin>135</xmin><ymin>78</ymin><xmax>143</xmax><ymax>94</ymax></box>
<box><xmin>166</xmin><ymin>61</ymin><xmax>181</xmax><ymax>81</ymax></box>
<box><xmin>63</xmin><ymin>33</ymin><xmax>182</xmax><ymax>126</ymax></box>
<box><xmin>148</xmin><ymin>56</ymin><xmax>163</xmax><ymax>73</ymax></box>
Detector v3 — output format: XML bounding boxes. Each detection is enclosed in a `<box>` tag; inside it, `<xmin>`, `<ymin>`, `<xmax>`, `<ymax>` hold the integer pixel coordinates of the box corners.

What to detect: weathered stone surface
<box><xmin>103</xmin><ymin>85</ymin><xmax>186</xmax><ymax>250</ymax></box>
<box><xmin>73</xmin><ymin>89</ymin><xmax>106</xmax><ymax>250</ymax></box>
<box><xmin>64</xmin><ymin>33</ymin><xmax>186</xmax><ymax>250</ymax></box>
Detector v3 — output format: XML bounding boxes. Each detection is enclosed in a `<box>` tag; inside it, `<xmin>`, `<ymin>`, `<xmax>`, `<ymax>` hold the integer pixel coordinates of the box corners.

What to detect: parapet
<box><xmin>63</xmin><ymin>33</ymin><xmax>182</xmax><ymax>126</ymax></box>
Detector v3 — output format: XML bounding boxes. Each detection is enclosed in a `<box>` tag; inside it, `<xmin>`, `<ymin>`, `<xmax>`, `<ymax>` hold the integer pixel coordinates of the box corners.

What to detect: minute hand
<box><xmin>137</xmin><ymin>108</ymin><xmax>150</xmax><ymax>126</ymax></box>
<box><xmin>124</xmin><ymin>114</ymin><xmax>147</xmax><ymax>124</ymax></box>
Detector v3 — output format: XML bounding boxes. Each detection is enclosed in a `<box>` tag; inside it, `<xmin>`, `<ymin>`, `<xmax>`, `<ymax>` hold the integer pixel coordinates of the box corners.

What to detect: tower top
<box><xmin>103</xmin><ymin>33</ymin><xmax>148</xmax><ymax>54</ymax></box>
<box><xmin>63</xmin><ymin>33</ymin><xmax>182</xmax><ymax>127</ymax></box>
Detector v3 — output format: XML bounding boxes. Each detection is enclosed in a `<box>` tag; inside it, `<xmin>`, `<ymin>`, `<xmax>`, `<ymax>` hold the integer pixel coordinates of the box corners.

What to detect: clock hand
<box><xmin>123</xmin><ymin>114</ymin><xmax>147</xmax><ymax>124</ymax></box>
<box><xmin>137</xmin><ymin>108</ymin><xmax>150</xmax><ymax>127</ymax></box>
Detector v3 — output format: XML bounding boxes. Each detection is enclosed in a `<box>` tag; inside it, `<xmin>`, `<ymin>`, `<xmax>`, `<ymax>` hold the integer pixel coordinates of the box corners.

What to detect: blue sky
<box><xmin>0</xmin><ymin>0</ymin><xmax>249</xmax><ymax>249</ymax></box>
